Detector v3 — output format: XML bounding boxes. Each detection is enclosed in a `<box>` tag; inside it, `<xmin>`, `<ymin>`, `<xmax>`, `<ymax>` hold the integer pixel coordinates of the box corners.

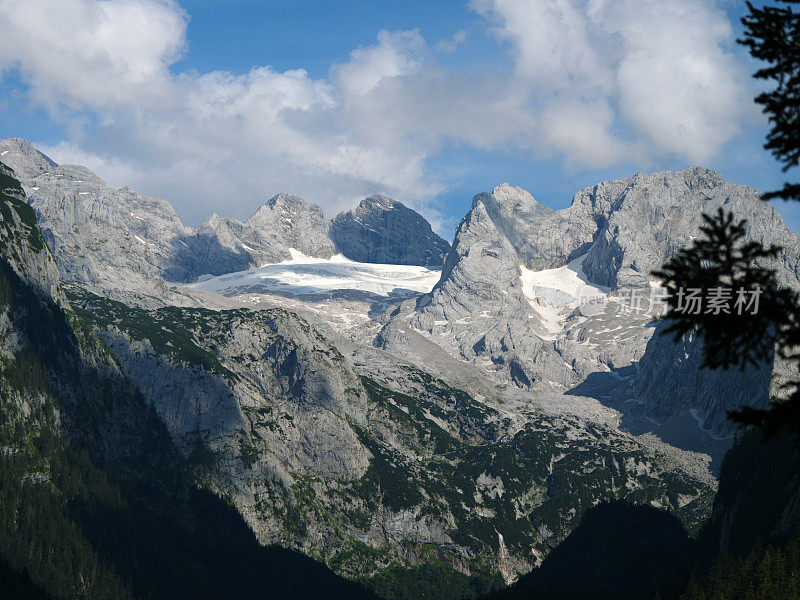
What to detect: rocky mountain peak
<box><xmin>331</xmin><ymin>195</ymin><xmax>450</xmax><ymax>267</ymax></box>
<box><xmin>0</xmin><ymin>141</ymin><xmax>196</xmax><ymax>299</ymax></box>
<box><xmin>570</xmin><ymin>167</ymin><xmax>727</xmax><ymax>217</ymax></box>
<box><xmin>409</xmin><ymin>186</ymin><xmax>561</xmax><ymax>388</ymax></box>
<box><xmin>199</xmin><ymin>212</ymin><xmax>223</xmax><ymax>230</ymax></box>
<box><xmin>55</xmin><ymin>164</ymin><xmax>105</xmax><ymax>184</ymax></box>
<box><xmin>0</xmin><ymin>138</ymin><xmax>58</xmax><ymax>180</ymax></box>
<box><xmin>258</xmin><ymin>192</ymin><xmax>325</xmax><ymax>218</ymax></box>
<box><xmin>244</xmin><ymin>193</ymin><xmax>336</xmax><ymax>258</ymax></box>
<box><xmin>0</xmin><ymin>150</ymin><xmax>774</xmax><ymax>592</ymax></box>
<box><xmin>571</xmin><ymin>167</ymin><xmax>783</xmax><ymax>288</ymax></box>
<box><xmin>0</xmin><ymin>139</ymin><xmax>455</xmax><ymax>282</ymax></box>
<box><xmin>359</xmin><ymin>194</ymin><xmax>399</xmax><ymax>211</ymax></box>
<box><xmin>489</xmin><ymin>182</ymin><xmax>552</xmax><ymax>213</ymax></box>
<box><xmin>406</xmin><ymin>168</ymin><xmax>800</xmax><ymax>394</ymax></box>
<box><xmin>467</xmin><ymin>184</ymin><xmax>557</xmax><ymax>266</ymax></box>
<box><xmin>675</xmin><ymin>166</ymin><xmax>726</xmax><ymax>189</ymax></box>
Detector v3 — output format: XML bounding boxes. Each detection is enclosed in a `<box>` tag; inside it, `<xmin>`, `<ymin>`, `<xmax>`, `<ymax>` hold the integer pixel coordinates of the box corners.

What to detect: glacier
<box><xmin>187</xmin><ymin>249</ymin><xmax>442</xmax><ymax>298</ymax></box>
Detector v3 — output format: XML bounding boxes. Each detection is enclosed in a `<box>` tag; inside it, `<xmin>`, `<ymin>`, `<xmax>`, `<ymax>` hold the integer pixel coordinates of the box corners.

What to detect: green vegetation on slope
<box><xmin>369</xmin><ymin>560</ymin><xmax>499</xmax><ymax>600</ymax></box>
<box><xmin>0</xmin><ymin>163</ymin><xmax>44</xmax><ymax>254</ymax></box>
<box><xmin>353</xmin><ymin>373</ymin><xmax>712</xmax><ymax>599</ymax></box>
<box><xmin>69</xmin><ymin>290</ymin><xmax>237</xmax><ymax>380</ymax></box>
<box><xmin>678</xmin><ymin>538</ymin><xmax>800</xmax><ymax>600</ymax></box>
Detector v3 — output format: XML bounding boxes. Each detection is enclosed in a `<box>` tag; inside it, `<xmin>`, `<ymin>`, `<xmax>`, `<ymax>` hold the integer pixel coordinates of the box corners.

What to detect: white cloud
<box><xmin>603</xmin><ymin>0</ymin><xmax>746</xmax><ymax>160</ymax></box>
<box><xmin>540</xmin><ymin>99</ymin><xmax>627</xmax><ymax>166</ymax></box>
<box><xmin>333</xmin><ymin>30</ymin><xmax>427</xmax><ymax>98</ymax></box>
<box><xmin>0</xmin><ymin>0</ymin><xmax>751</xmax><ymax>228</ymax></box>
<box><xmin>473</xmin><ymin>0</ymin><xmax>613</xmax><ymax>93</ymax></box>
<box><xmin>472</xmin><ymin>0</ymin><xmax>749</xmax><ymax>164</ymax></box>
<box><xmin>0</xmin><ymin>0</ymin><xmax>184</xmax><ymax>110</ymax></box>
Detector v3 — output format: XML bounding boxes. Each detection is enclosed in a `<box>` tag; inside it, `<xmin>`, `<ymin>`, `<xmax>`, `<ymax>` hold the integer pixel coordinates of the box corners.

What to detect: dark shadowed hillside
<box><xmin>0</xmin><ymin>161</ymin><xmax>377</xmax><ymax>600</ymax></box>
<box><xmin>483</xmin><ymin>502</ymin><xmax>691</xmax><ymax>600</ymax></box>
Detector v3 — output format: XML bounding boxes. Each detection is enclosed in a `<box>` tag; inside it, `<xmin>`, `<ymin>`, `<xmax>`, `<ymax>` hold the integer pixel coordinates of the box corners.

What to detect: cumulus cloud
<box><xmin>0</xmin><ymin>0</ymin><xmax>184</xmax><ymax>109</ymax></box>
<box><xmin>333</xmin><ymin>30</ymin><xmax>427</xmax><ymax>98</ymax></box>
<box><xmin>0</xmin><ymin>0</ymin><xmax>752</xmax><ymax>228</ymax></box>
<box><xmin>472</xmin><ymin>0</ymin><xmax>749</xmax><ymax>164</ymax></box>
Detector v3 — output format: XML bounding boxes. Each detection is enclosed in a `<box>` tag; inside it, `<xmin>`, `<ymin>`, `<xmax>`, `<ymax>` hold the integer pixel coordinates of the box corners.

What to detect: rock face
<box><xmin>0</xmin><ymin>161</ymin><xmax>64</xmax><ymax>304</ymax></box>
<box><xmin>433</xmin><ymin>171</ymin><xmax>799</xmax><ymax>295</ymax></box>
<box><xmin>0</xmin><ymin>163</ymin><xmax>381</xmax><ymax>600</ymax></box>
<box><xmin>415</xmin><ymin>171</ymin><xmax>800</xmax><ymax>368</ymax></box>
<box><xmin>1</xmin><ymin>138</ymin><xmax>194</xmax><ymax>301</ymax></box>
<box><xmin>633</xmin><ymin>325</ymin><xmax>775</xmax><ymax>440</ymax></box>
<box><xmin>0</xmin><ymin>139</ymin><xmax>58</xmax><ymax>179</ymax></box>
<box><xmin>247</xmin><ymin>193</ymin><xmax>337</xmax><ymax>258</ymax></box>
<box><xmin>83</xmin><ymin>300</ymin><xmax>372</xmax><ymax>481</ymax></box>
<box><xmin>0</xmin><ymin>159</ymin><xmax>184</xmax><ymax>467</ymax></box>
<box><xmin>331</xmin><ymin>195</ymin><xmax>450</xmax><ymax>267</ymax></box>
<box><xmin>504</xmin><ymin>168</ymin><xmax>800</xmax><ymax>289</ymax></box>
<box><xmin>184</xmin><ymin>214</ymin><xmax>261</xmax><ymax>277</ymax></box>
<box><xmin>0</xmin><ymin>138</ymin><xmax>339</xmax><ymax>293</ymax></box>
<box><xmin>184</xmin><ymin>194</ymin><xmax>338</xmax><ymax>278</ymax></box>
<box><xmin>408</xmin><ymin>185</ymin><xmax>573</xmax><ymax>389</ymax></box>
<box><xmin>574</xmin><ymin>168</ymin><xmax>800</xmax><ymax>288</ymax></box>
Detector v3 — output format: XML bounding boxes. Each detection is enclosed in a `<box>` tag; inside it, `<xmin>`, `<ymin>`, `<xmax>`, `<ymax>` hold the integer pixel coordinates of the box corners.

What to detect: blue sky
<box><xmin>1</xmin><ymin>0</ymin><xmax>797</xmax><ymax>235</ymax></box>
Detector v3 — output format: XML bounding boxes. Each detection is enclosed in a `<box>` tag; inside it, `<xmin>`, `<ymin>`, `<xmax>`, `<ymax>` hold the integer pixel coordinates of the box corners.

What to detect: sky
<box><xmin>0</xmin><ymin>0</ymin><xmax>797</xmax><ymax>236</ymax></box>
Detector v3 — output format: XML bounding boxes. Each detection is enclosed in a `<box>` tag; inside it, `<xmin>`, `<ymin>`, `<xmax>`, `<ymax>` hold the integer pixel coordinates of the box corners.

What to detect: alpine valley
<box><xmin>1</xmin><ymin>136</ymin><xmax>798</xmax><ymax>600</ymax></box>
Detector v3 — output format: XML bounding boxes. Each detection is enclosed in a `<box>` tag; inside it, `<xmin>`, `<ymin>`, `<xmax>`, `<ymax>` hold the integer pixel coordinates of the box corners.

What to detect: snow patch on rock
<box><xmin>519</xmin><ymin>254</ymin><xmax>609</xmax><ymax>309</ymax></box>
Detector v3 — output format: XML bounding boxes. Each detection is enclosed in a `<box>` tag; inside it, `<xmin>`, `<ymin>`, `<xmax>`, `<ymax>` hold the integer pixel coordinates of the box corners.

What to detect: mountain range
<box><xmin>1</xmin><ymin>135</ymin><xmax>798</xmax><ymax>599</ymax></box>
<box><xmin>0</xmin><ymin>139</ymin><xmax>449</xmax><ymax>305</ymax></box>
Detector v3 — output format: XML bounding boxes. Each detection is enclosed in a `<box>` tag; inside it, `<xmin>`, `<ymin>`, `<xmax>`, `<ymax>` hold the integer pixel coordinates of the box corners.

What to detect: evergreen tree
<box><xmin>740</xmin><ymin>1</ymin><xmax>800</xmax><ymax>202</ymax></box>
